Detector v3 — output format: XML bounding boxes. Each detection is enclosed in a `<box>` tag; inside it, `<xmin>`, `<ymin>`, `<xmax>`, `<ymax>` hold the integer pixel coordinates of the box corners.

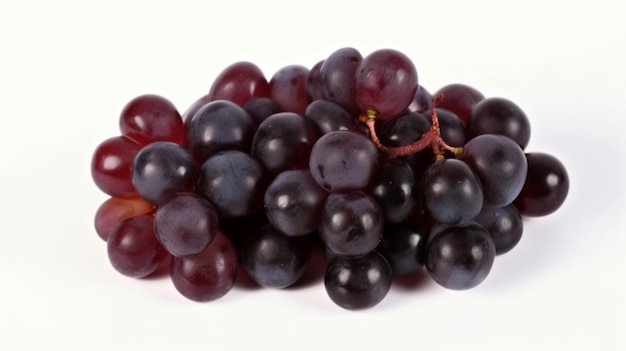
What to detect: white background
<box><xmin>1</xmin><ymin>0</ymin><xmax>625</xmax><ymax>349</ymax></box>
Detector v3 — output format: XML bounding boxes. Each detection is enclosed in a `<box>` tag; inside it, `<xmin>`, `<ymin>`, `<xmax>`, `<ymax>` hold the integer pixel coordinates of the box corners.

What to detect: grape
<box><xmin>309</xmin><ymin>130</ymin><xmax>380</xmax><ymax>192</ymax></box>
<box><xmin>196</xmin><ymin>150</ymin><xmax>266</xmax><ymax>218</ymax></box>
<box><xmin>474</xmin><ymin>204</ymin><xmax>523</xmax><ymax>255</ymax></box>
<box><xmin>355</xmin><ymin>49</ymin><xmax>418</xmax><ymax>120</ymax></box>
<box><xmin>91</xmin><ymin>136</ymin><xmax>142</xmax><ymax>198</ymax></box>
<box><xmin>421</xmin><ymin>159</ymin><xmax>483</xmax><ymax>225</ymax></box>
<box><xmin>185</xmin><ymin>100</ymin><xmax>255</xmax><ymax>163</ymax></box>
<box><xmin>269</xmin><ymin>65</ymin><xmax>310</xmax><ymax>115</ymax></box>
<box><xmin>324</xmin><ymin>251</ymin><xmax>392</xmax><ymax>310</ymax></box>
<box><xmin>243</xmin><ymin>97</ymin><xmax>280</xmax><ymax>127</ymax></box>
<box><xmin>433</xmin><ymin>83</ymin><xmax>484</xmax><ymax>124</ymax></box>
<box><xmin>107</xmin><ymin>215</ymin><xmax>168</xmax><ymax>278</ymax></box>
<box><xmin>94</xmin><ymin>197</ymin><xmax>154</xmax><ymax>241</ymax></box>
<box><xmin>170</xmin><ymin>232</ymin><xmax>238</xmax><ymax>302</ymax></box>
<box><xmin>306</xmin><ymin>60</ymin><xmax>324</xmax><ymax>101</ymax></box>
<box><xmin>119</xmin><ymin>94</ymin><xmax>184</xmax><ymax>146</ymax></box>
<box><xmin>369</xmin><ymin>159</ymin><xmax>418</xmax><ymax>223</ymax></box>
<box><xmin>182</xmin><ymin>95</ymin><xmax>211</xmax><ymax>127</ymax></box>
<box><xmin>425</xmin><ymin>223</ymin><xmax>495</xmax><ymax>290</ymax></box>
<box><xmin>461</xmin><ymin>134</ymin><xmax>528</xmax><ymax>208</ymax></box>
<box><xmin>430</xmin><ymin>108</ymin><xmax>466</xmax><ymax>147</ymax></box>
<box><xmin>407</xmin><ymin>85</ymin><xmax>433</xmax><ymax>113</ymax></box>
<box><xmin>240</xmin><ymin>224</ymin><xmax>310</xmax><ymax>288</ymax></box>
<box><xmin>376</xmin><ymin>111</ymin><xmax>432</xmax><ymax>169</ymax></box>
<box><xmin>304</xmin><ymin>99</ymin><xmax>358</xmax><ymax>135</ymax></box>
<box><xmin>251</xmin><ymin>112</ymin><xmax>321</xmax><ymax>176</ymax></box>
<box><xmin>131</xmin><ymin>141</ymin><xmax>197</xmax><ymax>205</ymax></box>
<box><xmin>319</xmin><ymin>191</ymin><xmax>383</xmax><ymax>256</ymax></box>
<box><xmin>208</xmin><ymin>61</ymin><xmax>269</xmax><ymax>106</ymax></box>
<box><xmin>468</xmin><ymin>97</ymin><xmax>531</xmax><ymax>149</ymax></box>
<box><xmin>514</xmin><ymin>152</ymin><xmax>569</xmax><ymax>216</ymax></box>
<box><xmin>377</xmin><ymin>221</ymin><xmax>428</xmax><ymax>275</ymax></box>
<box><xmin>320</xmin><ymin>47</ymin><xmax>362</xmax><ymax>115</ymax></box>
<box><xmin>154</xmin><ymin>193</ymin><xmax>219</xmax><ymax>257</ymax></box>
<box><xmin>264</xmin><ymin>170</ymin><xmax>329</xmax><ymax>236</ymax></box>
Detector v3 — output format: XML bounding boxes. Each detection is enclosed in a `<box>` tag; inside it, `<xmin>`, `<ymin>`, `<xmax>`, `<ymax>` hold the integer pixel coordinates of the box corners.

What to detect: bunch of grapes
<box><xmin>91</xmin><ymin>47</ymin><xmax>569</xmax><ymax>310</ymax></box>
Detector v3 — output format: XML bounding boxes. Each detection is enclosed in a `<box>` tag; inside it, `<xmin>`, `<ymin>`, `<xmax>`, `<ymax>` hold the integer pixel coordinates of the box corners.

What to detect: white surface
<box><xmin>1</xmin><ymin>0</ymin><xmax>625</xmax><ymax>350</ymax></box>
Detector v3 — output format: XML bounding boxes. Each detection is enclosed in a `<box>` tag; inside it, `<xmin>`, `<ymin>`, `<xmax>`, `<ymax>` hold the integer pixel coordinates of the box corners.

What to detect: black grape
<box><xmin>474</xmin><ymin>204</ymin><xmax>523</xmax><ymax>255</ymax></box>
<box><xmin>468</xmin><ymin>97</ymin><xmax>531</xmax><ymax>149</ymax></box>
<box><xmin>369</xmin><ymin>159</ymin><xmax>418</xmax><ymax>223</ymax></box>
<box><xmin>377</xmin><ymin>221</ymin><xmax>428</xmax><ymax>275</ymax></box>
<box><xmin>304</xmin><ymin>99</ymin><xmax>358</xmax><ymax>134</ymax></box>
<box><xmin>514</xmin><ymin>152</ymin><xmax>569</xmax><ymax>216</ymax></box>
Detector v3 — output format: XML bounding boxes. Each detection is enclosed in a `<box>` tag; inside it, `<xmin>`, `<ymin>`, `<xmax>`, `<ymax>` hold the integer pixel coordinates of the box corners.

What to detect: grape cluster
<box><xmin>91</xmin><ymin>47</ymin><xmax>569</xmax><ymax>310</ymax></box>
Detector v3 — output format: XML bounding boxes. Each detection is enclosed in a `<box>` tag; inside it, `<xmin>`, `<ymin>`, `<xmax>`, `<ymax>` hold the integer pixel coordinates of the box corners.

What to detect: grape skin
<box><xmin>474</xmin><ymin>204</ymin><xmax>523</xmax><ymax>255</ymax></box>
<box><xmin>269</xmin><ymin>65</ymin><xmax>310</xmax><ymax>115</ymax></box>
<box><xmin>208</xmin><ymin>61</ymin><xmax>269</xmax><ymax>106</ymax></box>
<box><xmin>468</xmin><ymin>97</ymin><xmax>531</xmax><ymax>149</ymax></box>
<box><xmin>94</xmin><ymin>197</ymin><xmax>154</xmax><ymax>241</ymax></box>
<box><xmin>91</xmin><ymin>136</ymin><xmax>142</xmax><ymax>198</ymax></box>
<box><xmin>514</xmin><ymin>152</ymin><xmax>569</xmax><ymax>216</ymax></box>
<box><xmin>119</xmin><ymin>94</ymin><xmax>184</xmax><ymax>146</ymax></box>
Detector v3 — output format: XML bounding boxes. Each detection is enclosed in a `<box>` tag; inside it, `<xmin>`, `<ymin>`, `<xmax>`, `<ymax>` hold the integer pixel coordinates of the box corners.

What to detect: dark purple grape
<box><xmin>119</xmin><ymin>94</ymin><xmax>184</xmax><ymax>146</ymax></box>
<box><xmin>474</xmin><ymin>204</ymin><xmax>523</xmax><ymax>255</ymax></box>
<box><xmin>304</xmin><ymin>99</ymin><xmax>358</xmax><ymax>135</ymax></box>
<box><xmin>264</xmin><ymin>170</ymin><xmax>328</xmax><ymax>236</ymax></box>
<box><xmin>431</xmin><ymin>108</ymin><xmax>466</xmax><ymax>147</ymax></box>
<box><xmin>468</xmin><ymin>97</ymin><xmax>531</xmax><ymax>149</ymax></box>
<box><xmin>514</xmin><ymin>152</ymin><xmax>569</xmax><ymax>216</ymax></box>
<box><xmin>324</xmin><ymin>251</ymin><xmax>392</xmax><ymax>310</ymax></box>
<box><xmin>408</xmin><ymin>85</ymin><xmax>432</xmax><ymax>113</ymax></box>
<box><xmin>91</xmin><ymin>136</ymin><xmax>141</xmax><ymax>198</ymax></box>
<box><xmin>243</xmin><ymin>97</ymin><xmax>280</xmax><ymax>127</ymax></box>
<box><xmin>107</xmin><ymin>215</ymin><xmax>168</xmax><ymax>278</ymax></box>
<box><xmin>251</xmin><ymin>112</ymin><xmax>321</xmax><ymax>176</ymax></box>
<box><xmin>355</xmin><ymin>49</ymin><xmax>418</xmax><ymax>120</ymax></box>
<box><xmin>240</xmin><ymin>224</ymin><xmax>310</xmax><ymax>288</ymax></box>
<box><xmin>421</xmin><ymin>159</ymin><xmax>483</xmax><ymax>225</ymax></box>
<box><xmin>309</xmin><ymin>130</ymin><xmax>380</xmax><ymax>192</ymax></box>
<box><xmin>269</xmin><ymin>65</ymin><xmax>310</xmax><ymax>115</ymax></box>
<box><xmin>425</xmin><ymin>223</ymin><xmax>495</xmax><ymax>290</ymax></box>
<box><xmin>208</xmin><ymin>61</ymin><xmax>269</xmax><ymax>106</ymax></box>
<box><xmin>377</xmin><ymin>222</ymin><xmax>428</xmax><ymax>275</ymax></box>
<box><xmin>369</xmin><ymin>159</ymin><xmax>418</xmax><ymax>223</ymax></box>
<box><xmin>131</xmin><ymin>142</ymin><xmax>197</xmax><ymax>205</ymax></box>
<box><xmin>461</xmin><ymin>134</ymin><xmax>528</xmax><ymax>208</ymax></box>
<box><xmin>306</xmin><ymin>60</ymin><xmax>324</xmax><ymax>101</ymax></box>
<box><xmin>154</xmin><ymin>193</ymin><xmax>219</xmax><ymax>257</ymax></box>
<box><xmin>170</xmin><ymin>232</ymin><xmax>238</xmax><ymax>302</ymax></box>
<box><xmin>433</xmin><ymin>83</ymin><xmax>484</xmax><ymax>124</ymax></box>
<box><xmin>376</xmin><ymin>111</ymin><xmax>432</xmax><ymax>169</ymax></box>
<box><xmin>186</xmin><ymin>100</ymin><xmax>255</xmax><ymax>163</ymax></box>
<box><xmin>196</xmin><ymin>150</ymin><xmax>266</xmax><ymax>218</ymax></box>
<box><xmin>319</xmin><ymin>191</ymin><xmax>383</xmax><ymax>256</ymax></box>
<box><xmin>320</xmin><ymin>47</ymin><xmax>362</xmax><ymax>115</ymax></box>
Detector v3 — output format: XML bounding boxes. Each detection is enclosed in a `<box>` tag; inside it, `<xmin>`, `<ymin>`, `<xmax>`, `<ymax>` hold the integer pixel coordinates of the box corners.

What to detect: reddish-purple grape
<box><xmin>425</xmin><ymin>223</ymin><xmax>495</xmax><ymax>290</ymax></box>
<box><xmin>474</xmin><ymin>204</ymin><xmax>523</xmax><ymax>255</ymax></box>
<box><xmin>94</xmin><ymin>197</ymin><xmax>154</xmax><ymax>241</ymax></box>
<box><xmin>514</xmin><ymin>152</ymin><xmax>569</xmax><ymax>216</ymax></box>
<box><xmin>433</xmin><ymin>83</ymin><xmax>484</xmax><ymax>124</ymax></box>
<box><xmin>324</xmin><ymin>251</ymin><xmax>392</xmax><ymax>310</ymax></box>
<box><xmin>240</xmin><ymin>224</ymin><xmax>310</xmax><ymax>288</ymax></box>
<box><xmin>251</xmin><ymin>112</ymin><xmax>321</xmax><ymax>176</ymax></box>
<box><xmin>461</xmin><ymin>134</ymin><xmax>528</xmax><ymax>208</ymax></box>
<box><xmin>309</xmin><ymin>130</ymin><xmax>380</xmax><ymax>192</ymax></box>
<box><xmin>269</xmin><ymin>65</ymin><xmax>310</xmax><ymax>115</ymax></box>
<box><xmin>319</xmin><ymin>191</ymin><xmax>383</xmax><ymax>256</ymax></box>
<box><xmin>119</xmin><ymin>94</ymin><xmax>184</xmax><ymax>146</ymax></box>
<box><xmin>131</xmin><ymin>142</ymin><xmax>197</xmax><ymax>205</ymax></box>
<box><xmin>196</xmin><ymin>150</ymin><xmax>266</xmax><ymax>218</ymax></box>
<box><xmin>208</xmin><ymin>61</ymin><xmax>269</xmax><ymax>106</ymax></box>
<box><xmin>320</xmin><ymin>47</ymin><xmax>362</xmax><ymax>115</ymax></box>
<box><xmin>91</xmin><ymin>136</ymin><xmax>142</xmax><ymax>198</ymax></box>
<box><xmin>170</xmin><ymin>232</ymin><xmax>238</xmax><ymax>302</ymax></box>
<box><xmin>264</xmin><ymin>170</ymin><xmax>329</xmax><ymax>236</ymax></box>
<box><xmin>185</xmin><ymin>100</ymin><xmax>255</xmax><ymax>163</ymax></box>
<box><xmin>421</xmin><ymin>159</ymin><xmax>483</xmax><ymax>225</ymax></box>
<box><xmin>468</xmin><ymin>97</ymin><xmax>531</xmax><ymax>149</ymax></box>
<box><xmin>107</xmin><ymin>215</ymin><xmax>168</xmax><ymax>278</ymax></box>
<box><xmin>355</xmin><ymin>49</ymin><xmax>418</xmax><ymax>120</ymax></box>
<box><xmin>154</xmin><ymin>193</ymin><xmax>219</xmax><ymax>257</ymax></box>
<box><xmin>306</xmin><ymin>60</ymin><xmax>324</xmax><ymax>101</ymax></box>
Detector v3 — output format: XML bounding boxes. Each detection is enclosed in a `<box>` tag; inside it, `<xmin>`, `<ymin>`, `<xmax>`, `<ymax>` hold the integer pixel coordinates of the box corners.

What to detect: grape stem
<box><xmin>363</xmin><ymin>94</ymin><xmax>463</xmax><ymax>160</ymax></box>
